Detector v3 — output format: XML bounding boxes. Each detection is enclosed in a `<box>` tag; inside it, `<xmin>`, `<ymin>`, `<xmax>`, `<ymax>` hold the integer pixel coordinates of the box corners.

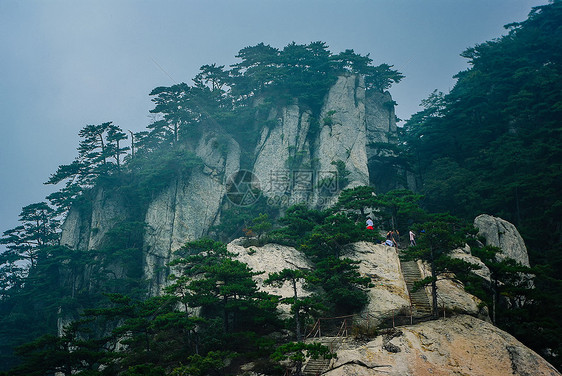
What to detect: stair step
<box><xmin>400</xmin><ymin>260</ymin><xmax>433</xmax><ymax>316</ymax></box>
<box><xmin>303</xmin><ymin>359</ymin><xmax>330</xmax><ymax>375</ymax></box>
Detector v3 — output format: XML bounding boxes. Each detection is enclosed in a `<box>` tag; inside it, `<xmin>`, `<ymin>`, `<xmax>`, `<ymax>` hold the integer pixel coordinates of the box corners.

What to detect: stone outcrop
<box><xmin>325</xmin><ymin>314</ymin><xmax>560</xmax><ymax>376</ymax></box>
<box><xmin>252</xmin><ymin>75</ymin><xmax>400</xmax><ymax>208</ymax></box>
<box><xmin>60</xmin><ymin>188</ymin><xmax>128</xmax><ymax>251</ymax></box>
<box><xmin>317</xmin><ymin>75</ymin><xmax>370</xmax><ymax>190</ymax></box>
<box><xmin>365</xmin><ymin>90</ymin><xmax>397</xmax><ymax>144</ymax></box>
<box><xmin>228</xmin><ymin>240</ymin><xmax>313</xmax><ymax>314</ymax></box>
<box><xmin>143</xmin><ymin>133</ymin><xmax>240</xmax><ymax>295</ymax></box>
<box><xmin>449</xmin><ymin>246</ymin><xmax>492</xmax><ymax>282</ymax></box>
<box><xmin>57</xmin><ymin>76</ymin><xmax>408</xmax><ymax>294</ymax></box>
<box><xmin>60</xmin><ymin>74</ymin><xmax>401</xmax><ymax>258</ymax></box>
<box><xmin>417</xmin><ymin>259</ymin><xmax>485</xmax><ymax>317</ymax></box>
<box><xmin>253</xmin><ymin>104</ymin><xmax>312</xmax><ymax>204</ymax></box>
<box><xmin>347</xmin><ymin>242</ymin><xmax>411</xmax><ymax>322</ymax></box>
<box><xmin>225</xmin><ymin>241</ymin><xmax>483</xmax><ymax>326</ymax></box>
<box><xmin>474</xmin><ymin>214</ymin><xmax>530</xmax><ymax>267</ymax></box>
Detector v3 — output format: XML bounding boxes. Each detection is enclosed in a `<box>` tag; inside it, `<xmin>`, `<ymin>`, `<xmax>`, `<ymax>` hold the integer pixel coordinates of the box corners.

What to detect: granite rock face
<box><xmin>317</xmin><ymin>75</ymin><xmax>370</xmax><ymax>190</ymax></box>
<box><xmin>252</xmin><ymin>75</ymin><xmax>399</xmax><ymax>208</ymax></box>
<box><xmin>224</xmin><ymin>241</ymin><xmax>480</xmax><ymax>326</ymax></box>
<box><xmin>59</xmin><ymin>188</ymin><xmax>128</xmax><ymax>251</ymax></box>
<box><xmin>449</xmin><ymin>246</ymin><xmax>492</xmax><ymax>282</ymax></box>
<box><xmin>59</xmin><ymin>75</ymin><xmax>404</xmax><ymax>292</ymax></box>
<box><xmin>143</xmin><ymin>133</ymin><xmax>240</xmax><ymax>295</ymax></box>
<box><xmin>228</xmin><ymin>239</ymin><xmax>313</xmax><ymax>315</ymax></box>
<box><xmin>474</xmin><ymin>214</ymin><xmax>530</xmax><ymax>267</ymax></box>
<box><xmin>325</xmin><ymin>315</ymin><xmax>560</xmax><ymax>376</ymax></box>
<box><xmin>417</xmin><ymin>259</ymin><xmax>484</xmax><ymax>317</ymax></box>
<box><xmin>347</xmin><ymin>242</ymin><xmax>411</xmax><ymax>323</ymax></box>
<box><xmin>252</xmin><ymin>104</ymin><xmax>312</xmax><ymax>204</ymax></box>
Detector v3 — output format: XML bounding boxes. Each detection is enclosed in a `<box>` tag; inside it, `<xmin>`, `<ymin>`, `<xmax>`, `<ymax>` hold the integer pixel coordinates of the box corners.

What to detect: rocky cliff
<box><xmin>60</xmin><ymin>75</ymin><xmax>404</xmax><ymax>294</ymax></box>
<box><xmin>474</xmin><ymin>214</ymin><xmax>530</xmax><ymax>267</ymax></box>
<box><xmin>228</xmin><ymin>238</ymin><xmax>556</xmax><ymax>375</ymax></box>
<box><xmin>324</xmin><ymin>314</ymin><xmax>560</xmax><ymax>376</ymax></box>
<box><xmin>53</xmin><ymin>74</ymin><xmax>562</xmax><ymax>374</ymax></box>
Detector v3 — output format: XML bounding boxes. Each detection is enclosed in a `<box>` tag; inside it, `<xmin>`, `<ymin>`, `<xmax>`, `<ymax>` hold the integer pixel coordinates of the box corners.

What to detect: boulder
<box><xmin>325</xmin><ymin>315</ymin><xmax>560</xmax><ymax>376</ymax></box>
<box><xmin>449</xmin><ymin>247</ymin><xmax>491</xmax><ymax>282</ymax></box>
<box><xmin>474</xmin><ymin>214</ymin><xmax>530</xmax><ymax>267</ymax></box>
<box><xmin>417</xmin><ymin>260</ymin><xmax>484</xmax><ymax>317</ymax></box>
<box><xmin>228</xmin><ymin>240</ymin><xmax>313</xmax><ymax>314</ymax></box>
<box><xmin>347</xmin><ymin>242</ymin><xmax>411</xmax><ymax>323</ymax></box>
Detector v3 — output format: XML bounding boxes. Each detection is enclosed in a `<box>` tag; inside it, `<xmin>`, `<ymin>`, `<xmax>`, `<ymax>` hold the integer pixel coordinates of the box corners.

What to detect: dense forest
<box><xmin>1</xmin><ymin>1</ymin><xmax>561</xmax><ymax>374</ymax></box>
<box><xmin>402</xmin><ymin>0</ymin><xmax>562</xmax><ymax>359</ymax></box>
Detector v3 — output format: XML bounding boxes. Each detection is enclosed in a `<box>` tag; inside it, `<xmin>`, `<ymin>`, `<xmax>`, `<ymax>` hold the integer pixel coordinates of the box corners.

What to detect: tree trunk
<box><xmin>295</xmin><ymin>360</ymin><xmax>303</xmax><ymax>376</ymax></box>
<box><xmin>431</xmin><ymin>249</ymin><xmax>438</xmax><ymax>318</ymax></box>
<box><xmin>293</xmin><ymin>279</ymin><xmax>302</xmax><ymax>342</ymax></box>
<box><xmin>223</xmin><ymin>296</ymin><xmax>229</xmax><ymax>333</ymax></box>
<box><xmin>129</xmin><ymin>130</ymin><xmax>135</xmax><ymax>158</ymax></box>
<box><xmin>98</xmin><ymin>133</ymin><xmax>107</xmax><ymax>165</ymax></box>
<box><xmin>492</xmin><ymin>277</ymin><xmax>498</xmax><ymax>325</ymax></box>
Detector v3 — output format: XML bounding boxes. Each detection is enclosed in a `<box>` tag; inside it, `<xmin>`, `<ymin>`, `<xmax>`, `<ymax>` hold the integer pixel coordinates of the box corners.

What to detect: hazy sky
<box><xmin>0</xmin><ymin>0</ymin><xmax>546</xmax><ymax>236</ymax></box>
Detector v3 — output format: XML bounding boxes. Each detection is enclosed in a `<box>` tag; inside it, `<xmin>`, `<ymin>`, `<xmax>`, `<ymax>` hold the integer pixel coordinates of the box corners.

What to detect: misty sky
<box><xmin>0</xmin><ymin>0</ymin><xmax>547</xmax><ymax>236</ymax></box>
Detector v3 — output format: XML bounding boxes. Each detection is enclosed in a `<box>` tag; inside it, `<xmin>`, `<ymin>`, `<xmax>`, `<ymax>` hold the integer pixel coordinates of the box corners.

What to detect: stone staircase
<box><xmin>302</xmin><ymin>336</ymin><xmax>344</xmax><ymax>375</ymax></box>
<box><xmin>302</xmin><ymin>357</ymin><xmax>330</xmax><ymax>376</ymax></box>
<box><xmin>400</xmin><ymin>260</ymin><xmax>432</xmax><ymax>316</ymax></box>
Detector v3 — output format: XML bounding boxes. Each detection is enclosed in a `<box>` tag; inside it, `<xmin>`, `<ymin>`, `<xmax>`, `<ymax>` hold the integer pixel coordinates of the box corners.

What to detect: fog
<box><xmin>0</xmin><ymin>0</ymin><xmax>545</xmax><ymax>236</ymax></box>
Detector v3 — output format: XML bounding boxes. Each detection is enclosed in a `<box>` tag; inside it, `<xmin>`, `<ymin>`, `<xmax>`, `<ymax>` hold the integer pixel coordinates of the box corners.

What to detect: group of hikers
<box><xmin>365</xmin><ymin>216</ymin><xmax>416</xmax><ymax>248</ymax></box>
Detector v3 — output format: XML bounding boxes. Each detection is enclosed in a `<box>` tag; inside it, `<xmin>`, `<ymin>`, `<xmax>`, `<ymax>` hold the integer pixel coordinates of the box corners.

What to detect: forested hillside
<box><xmin>403</xmin><ymin>0</ymin><xmax>562</xmax><ymax>360</ymax></box>
<box><xmin>0</xmin><ymin>42</ymin><xmax>404</xmax><ymax>374</ymax></box>
<box><xmin>0</xmin><ymin>1</ymin><xmax>561</xmax><ymax>375</ymax></box>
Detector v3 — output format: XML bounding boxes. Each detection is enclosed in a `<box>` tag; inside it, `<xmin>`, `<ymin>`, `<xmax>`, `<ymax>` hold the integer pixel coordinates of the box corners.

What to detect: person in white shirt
<box><xmin>409</xmin><ymin>230</ymin><xmax>416</xmax><ymax>246</ymax></box>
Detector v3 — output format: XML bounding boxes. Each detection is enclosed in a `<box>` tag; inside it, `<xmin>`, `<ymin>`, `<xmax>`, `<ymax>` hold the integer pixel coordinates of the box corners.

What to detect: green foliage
<box><xmin>211</xmin><ymin>195</ymin><xmax>278</xmax><ymax>242</ymax></box>
<box><xmin>401</xmin><ymin>2</ymin><xmax>562</xmax><ymax>364</ymax></box>
<box><xmin>121</xmin><ymin>364</ymin><xmax>166</xmax><ymax>376</ymax></box>
<box><xmin>271</xmin><ymin>341</ymin><xmax>334</xmax><ymax>376</ymax></box>
<box><xmin>403</xmin><ymin>215</ymin><xmax>474</xmax><ymax>317</ymax></box>
<box><xmin>2</xmin><ymin>41</ymin><xmax>402</xmax><ymax>373</ymax></box>
<box><xmin>0</xmin><ymin>243</ymin><xmax>145</xmax><ymax>372</ymax></box>
<box><xmin>269</xmin><ymin>204</ymin><xmax>374</xmax><ymax>315</ymax></box>
<box><xmin>45</xmin><ymin>122</ymin><xmax>129</xmax><ymax>213</ymax></box>
<box><xmin>265</xmin><ymin>268</ymin><xmax>316</xmax><ymax>341</ymax></box>
<box><xmin>6</xmin><ymin>239</ymin><xmax>285</xmax><ymax>374</ymax></box>
<box><xmin>169</xmin><ymin>351</ymin><xmax>232</xmax><ymax>376</ymax></box>
<box><xmin>313</xmin><ymin>257</ymin><xmax>372</xmax><ymax>315</ymax></box>
<box><xmin>322</xmin><ymin>110</ymin><xmax>337</xmax><ymax>126</ymax></box>
<box><xmin>403</xmin><ymin>1</ymin><xmax>562</xmax><ymax>252</ymax></box>
<box><xmin>469</xmin><ymin>245</ymin><xmax>535</xmax><ymax>322</ymax></box>
<box><xmin>170</xmin><ymin>239</ymin><xmax>281</xmax><ymax>337</ymax></box>
<box><xmin>247</xmin><ymin>213</ymin><xmax>273</xmax><ymax>240</ymax></box>
<box><xmin>121</xmin><ymin>147</ymin><xmax>203</xmax><ymax>207</ymax></box>
<box><xmin>0</xmin><ymin>202</ymin><xmax>60</xmax><ymax>286</ymax></box>
<box><xmin>373</xmin><ymin>189</ymin><xmax>425</xmax><ymax>234</ymax></box>
<box><xmin>267</xmin><ymin>204</ymin><xmax>326</xmax><ymax>246</ymax></box>
<box><xmin>7</xmin><ymin>319</ymin><xmax>113</xmax><ymax>376</ymax></box>
<box><xmin>335</xmin><ymin>185</ymin><xmax>377</xmax><ymax>218</ymax></box>
<box><xmin>299</xmin><ymin>213</ymin><xmax>364</xmax><ymax>259</ymax></box>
